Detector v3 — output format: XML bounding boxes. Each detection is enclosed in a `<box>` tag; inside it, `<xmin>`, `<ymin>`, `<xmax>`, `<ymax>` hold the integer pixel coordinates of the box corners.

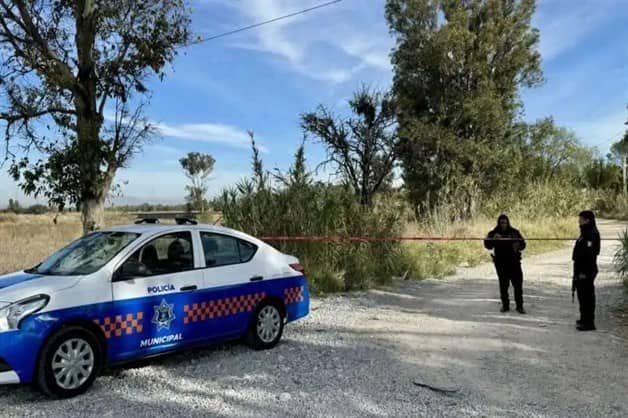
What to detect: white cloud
<box><xmin>534</xmin><ymin>0</ymin><xmax>618</xmax><ymax>62</ymax></box>
<box><xmin>339</xmin><ymin>35</ymin><xmax>392</xmax><ymax>71</ymax></box>
<box><xmin>215</xmin><ymin>0</ymin><xmax>391</xmax><ymax>84</ymax></box>
<box><xmin>103</xmin><ymin>111</ymin><xmax>267</xmax><ymax>153</ymax></box>
<box><xmin>154</xmin><ymin>121</ymin><xmax>264</xmax><ymax>151</ymax></box>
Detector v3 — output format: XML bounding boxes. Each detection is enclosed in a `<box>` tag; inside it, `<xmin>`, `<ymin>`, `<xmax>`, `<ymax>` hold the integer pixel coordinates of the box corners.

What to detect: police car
<box><xmin>0</xmin><ymin>217</ymin><xmax>309</xmax><ymax>397</ymax></box>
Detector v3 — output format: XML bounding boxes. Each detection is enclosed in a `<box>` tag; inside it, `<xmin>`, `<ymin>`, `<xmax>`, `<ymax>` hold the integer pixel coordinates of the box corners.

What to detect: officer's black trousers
<box><xmin>495</xmin><ymin>262</ymin><xmax>523</xmax><ymax>308</ymax></box>
<box><xmin>576</xmin><ymin>275</ymin><xmax>596</xmax><ymax>325</ymax></box>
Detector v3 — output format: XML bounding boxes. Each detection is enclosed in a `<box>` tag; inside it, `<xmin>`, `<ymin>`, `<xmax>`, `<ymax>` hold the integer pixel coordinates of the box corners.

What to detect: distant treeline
<box><xmin>1</xmin><ymin>199</ymin><xmax>51</xmax><ymax>215</ymax></box>
<box><xmin>1</xmin><ymin>200</ymin><xmax>196</xmax><ymax>215</ymax></box>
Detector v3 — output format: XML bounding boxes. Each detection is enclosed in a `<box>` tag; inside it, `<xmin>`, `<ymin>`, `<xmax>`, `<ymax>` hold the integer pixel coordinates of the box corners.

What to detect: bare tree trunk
<box><xmin>81</xmin><ymin>196</ymin><xmax>105</xmax><ymax>233</ymax></box>
<box><xmin>75</xmin><ymin>1</ymin><xmax>104</xmax><ymax>234</ymax></box>
<box><xmin>75</xmin><ymin>113</ymin><xmax>106</xmax><ymax>233</ymax></box>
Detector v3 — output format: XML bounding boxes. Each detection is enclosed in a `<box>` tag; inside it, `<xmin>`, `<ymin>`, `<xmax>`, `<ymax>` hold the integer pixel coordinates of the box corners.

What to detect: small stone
<box><xmin>279</xmin><ymin>392</ymin><xmax>292</xmax><ymax>401</ymax></box>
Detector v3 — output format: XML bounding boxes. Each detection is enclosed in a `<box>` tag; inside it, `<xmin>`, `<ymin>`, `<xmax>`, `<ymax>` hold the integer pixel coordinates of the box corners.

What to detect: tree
<box><xmin>518</xmin><ymin>118</ymin><xmax>591</xmax><ymax>182</ymax></box>
<box><xmin>0</xmin><ymin>1</ymin><xmax>190</xmax><ymax>232</ymax></box>
<box><xmin>179</xmin><ymin>152</ymin><xmax>215</xmax><ymax>213</ymax></box>
<box><xmin>386</xmin><ymin>0</ymin><xmax>543</xmax><ymax>214</ymax></box>
<box><xmin>273</xmin><ymin>141</ymin><xmax>312</xmax><ymax>189</ymax></box>
<box><xmin>583</xmin><ymin>158</ymin><xmax>621</xmax><ymax>192</ymax></box>
<box><xmin>611</xmin><ymin>133</ymin><xmax>628</xmax><ymax>162</ymax></box>
<box><xmin>8</xmin><ymin>198</ymin><xmax>21</xmax><ymax>213</ymax></box>
<box><xmin>301</xmin><ymin>87</ymin><xmax>398</xmax><ymax>206</ymax></box>
<box><xmin>611</xmin><ymin>131</ymin><xmax>628</xmax><ymax>195</ymax></box>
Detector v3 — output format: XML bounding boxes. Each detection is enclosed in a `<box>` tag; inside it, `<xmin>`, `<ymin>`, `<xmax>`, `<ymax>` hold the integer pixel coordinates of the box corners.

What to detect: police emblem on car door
<box><xmin>110</xmin><ymin>231</ymin><xmax>204</xmax><ymax>360</ymax></box>
<box><xmin>152</xmin><ymin>299</ymin><xmax>176</xmax><ymax>330</ymax></box>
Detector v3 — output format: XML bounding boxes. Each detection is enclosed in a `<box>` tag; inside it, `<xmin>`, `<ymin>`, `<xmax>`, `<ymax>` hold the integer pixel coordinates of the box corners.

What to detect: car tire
<box><xmin>245</xmin><ymin>301</ymin><xmax>285</xmax><ymax>350</ymax></box>
<box><xmin>35</xmin><ymin>326</ymin><xmax>103</xmax><ymax>398</ymax></box>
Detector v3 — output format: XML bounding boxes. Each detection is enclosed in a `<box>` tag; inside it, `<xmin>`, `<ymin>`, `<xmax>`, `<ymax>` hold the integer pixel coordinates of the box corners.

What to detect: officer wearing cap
<box><xmin>572</xmin><ymin>210</ymin><xmax>600</xmax><ymax>331</ymax></box>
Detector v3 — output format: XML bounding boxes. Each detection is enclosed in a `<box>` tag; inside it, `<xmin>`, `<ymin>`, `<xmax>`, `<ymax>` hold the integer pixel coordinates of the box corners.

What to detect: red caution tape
<box><xmin>259</xmin><ymin>236</ymin><xmax>620</xmax><ymax>242</ymax></box>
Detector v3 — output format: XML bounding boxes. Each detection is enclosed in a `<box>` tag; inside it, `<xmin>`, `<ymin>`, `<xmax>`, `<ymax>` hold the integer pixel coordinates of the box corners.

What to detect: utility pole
<box><xmin>623</xmin><ymin>155</ymin><xmax>628</xmax><ymax>196</ymax></box>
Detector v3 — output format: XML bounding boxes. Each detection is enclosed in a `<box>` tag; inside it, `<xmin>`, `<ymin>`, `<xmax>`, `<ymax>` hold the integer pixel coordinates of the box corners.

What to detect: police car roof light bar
<box><xmin>174</xmin><ymin>217</ymin><xmax>198</xmax><ymax>225</ymax></box>
<box><xmin>135</xmin><ymin>218</ymin><xmax>160</xmax><ymax>224</ymax></box>
<box><xmin>131</xmin><ymin>212</ymin><xmax>199</xmax><ymax>225</ymax></box>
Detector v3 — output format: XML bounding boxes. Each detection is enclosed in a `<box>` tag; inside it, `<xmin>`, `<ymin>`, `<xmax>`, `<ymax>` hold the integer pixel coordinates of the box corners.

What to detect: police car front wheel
<box><xmin>36</xmin><ymin>327</ymin><xmax>103</xmax><ymax>398</ymax></box>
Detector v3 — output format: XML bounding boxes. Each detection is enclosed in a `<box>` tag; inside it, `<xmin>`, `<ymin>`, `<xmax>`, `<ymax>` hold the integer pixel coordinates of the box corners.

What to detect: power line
<box><xmin>592</xmin><ymin>129</ymin><xmax>625</xmax><ymax>149</ymax></box>
<box><xmin>188</xmin><ymin>0</ymin><xmax>344</xmax><ymax>46</ymax></box>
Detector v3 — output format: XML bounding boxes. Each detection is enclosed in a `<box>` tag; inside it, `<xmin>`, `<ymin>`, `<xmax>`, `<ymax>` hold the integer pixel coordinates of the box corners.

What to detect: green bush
<box><xmin>613</xmin><ymin>229</ymin><xmax>628</xmax><ymax>287</ymax></box>
<box><xmin>216</xmin><ymin>142</ymin><xmax>611</xmax><ymax>293</ymax></box>
<box><xmin>24</xmin><ymin>204</ymin><xmax>49</xmax><ymax>215</ymax></box>
<box><xmin>480</xmin><ymin>180</ymin><xmax>594</xmax><ymax>219</ymax></box>
<box><xmin>215</xmin><ymin>145</ymin><xmax>410</xmax><ymax>293</ymax></box>
<box><xmin>593</xmin><ymin>191</ymin><xmax>628</xmax><ymax>220</ymax></box>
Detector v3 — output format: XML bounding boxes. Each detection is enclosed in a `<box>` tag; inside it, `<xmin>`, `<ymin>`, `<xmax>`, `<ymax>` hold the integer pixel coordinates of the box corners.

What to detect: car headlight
<box><xmin>0</xmin><ymin>295</ymin><xmax>49</xmax><ymax>332</ymax></box>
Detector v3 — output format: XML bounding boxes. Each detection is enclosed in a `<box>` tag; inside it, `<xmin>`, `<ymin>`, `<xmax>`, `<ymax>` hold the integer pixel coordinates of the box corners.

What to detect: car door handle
<box><xmin>249</xmin><ymin>275</ymin><xmax>264</xmax><ymax>282</ymax></box>
<box><xmin>180</xmin><ymin>285</ymin><xmax>198</xmax><ymax>292</ymax></box>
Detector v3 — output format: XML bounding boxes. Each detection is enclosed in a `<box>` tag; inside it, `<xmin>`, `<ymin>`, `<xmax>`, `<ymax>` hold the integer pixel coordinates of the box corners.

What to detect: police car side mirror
<box><xmin>115</xmin><ymin>260</ymin><xmax>148</xmax><ymax>281</ymax></box>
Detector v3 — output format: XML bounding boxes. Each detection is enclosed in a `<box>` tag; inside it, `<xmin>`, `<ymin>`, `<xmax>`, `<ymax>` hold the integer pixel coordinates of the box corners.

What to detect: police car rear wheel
<box><xmin>36</xmin><ymin>327</ymin><xmax>102</xmax><ymax>398</ymax></box>
<box><xmin>246</xmin><ymin>302</ymin><xmax>284</xmax><ymax>350</ymax></box>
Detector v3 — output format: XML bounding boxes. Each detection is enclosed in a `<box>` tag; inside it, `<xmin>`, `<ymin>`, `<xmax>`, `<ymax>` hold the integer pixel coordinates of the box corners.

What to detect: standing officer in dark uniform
<box><xmin>484</xmin><ymin>214</ymin><xmax>527</xmax><ymax>313</ymax></box>
<box><xmin>572</xmin><ymin>210</ymin><xmax>600</xmax><ymax>331</ymax></box>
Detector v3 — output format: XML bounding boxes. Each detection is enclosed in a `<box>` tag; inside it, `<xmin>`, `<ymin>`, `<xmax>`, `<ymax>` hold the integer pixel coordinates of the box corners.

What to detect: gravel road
<box><xmin>2</xmin><ymin>221</ymin><xmax>627</xmax><ymax>417</ymax></box>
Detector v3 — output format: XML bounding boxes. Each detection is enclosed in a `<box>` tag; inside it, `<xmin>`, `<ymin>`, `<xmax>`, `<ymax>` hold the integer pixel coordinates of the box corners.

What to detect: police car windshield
<box><xmin>31</xmin><ymin>231</ymin><xmax>140</xmax><ymax>276</ymax></box>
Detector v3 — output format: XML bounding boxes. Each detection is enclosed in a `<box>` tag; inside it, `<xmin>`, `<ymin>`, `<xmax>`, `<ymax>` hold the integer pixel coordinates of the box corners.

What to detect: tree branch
<box><xmin>12</xmin><ymin>0</ymin><xmax>77</xmax><ymax>91</ymax></box>
<box><xmin>0</xmin><ymin>107</ymin><xmax>76</xmax><ymax>123</ymax></box>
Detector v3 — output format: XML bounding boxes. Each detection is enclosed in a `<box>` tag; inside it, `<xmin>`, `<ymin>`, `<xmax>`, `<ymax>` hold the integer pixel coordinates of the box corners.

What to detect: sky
<box><xmin>1</xmin><ymin>0</ymin><xmax>627</xmax><ymax>207</ymax></box>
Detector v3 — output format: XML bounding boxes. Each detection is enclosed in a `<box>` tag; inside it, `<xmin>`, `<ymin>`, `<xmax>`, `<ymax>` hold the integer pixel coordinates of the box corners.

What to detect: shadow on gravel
<box><xmin>363</xmin><ymin>278</ymin><xmax>573</xmax><ymax>330</ymax></box>
<box><xmin>0</xmin><ymin>336</ymin><xmax>473</xmax><ymax>417</ymax></box>
<box><xmin>0</xmin><ymin>314</ymin><xmax>626</xmax><ymax>417</ymax></box>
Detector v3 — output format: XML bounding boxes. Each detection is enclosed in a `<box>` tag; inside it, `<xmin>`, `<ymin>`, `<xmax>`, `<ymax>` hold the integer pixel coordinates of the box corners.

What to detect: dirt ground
<box><xmin>332</xmin><ymin>219</ymin><xmax>628</xmax><ymax>417</ymax></box>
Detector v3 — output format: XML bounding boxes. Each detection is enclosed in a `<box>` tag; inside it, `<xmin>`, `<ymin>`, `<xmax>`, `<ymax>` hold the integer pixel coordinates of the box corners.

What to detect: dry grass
<box><xmin>0</xmin><ymin>212</ymin><xmax>578</xmax><ymax>282</ymax></box>
<box><xmin>0</xmin><ymin>212</ymin><xmax>129</xmax><ymax>275</ymax></box>
<box><xmin>401</xmin><ymin>216</ymin><xmax>577</xmax><ymax>279</ymax></box>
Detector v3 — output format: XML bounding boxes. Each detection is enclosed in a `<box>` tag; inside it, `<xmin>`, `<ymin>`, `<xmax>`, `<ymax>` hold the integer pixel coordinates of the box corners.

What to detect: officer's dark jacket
<box><xmin>572</xmin><ymin>223</ymin><xmax>600</xmax><ymax>277</ymax></box>
<box><xmin>484</xmin><ymin>222</ymin><xmax>526</xmax><ymax>262</ymax></box>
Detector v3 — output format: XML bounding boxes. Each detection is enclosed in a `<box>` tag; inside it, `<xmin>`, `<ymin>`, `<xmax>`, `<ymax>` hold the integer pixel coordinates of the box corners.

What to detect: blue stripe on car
<box><xmin>0</xmin><ymin>275</ymin><xmax>309</xmax><ymax>383</ymax></box>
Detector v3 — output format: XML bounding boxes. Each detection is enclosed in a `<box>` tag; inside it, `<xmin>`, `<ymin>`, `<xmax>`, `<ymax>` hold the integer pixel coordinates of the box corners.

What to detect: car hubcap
<box><xmin>52</xmin><ymin>338</ymin><xmax>95</xmax><ymax>390</ymax></box>
<box><xmin>257</xmin><ymin>306</ymin><xmax>281</xmax><ymax>343</ymax></box>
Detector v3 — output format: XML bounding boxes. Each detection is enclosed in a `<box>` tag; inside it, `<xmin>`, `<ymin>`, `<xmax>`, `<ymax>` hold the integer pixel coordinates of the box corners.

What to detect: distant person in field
<box><xmin>484</xmin><ymin>214</ymin><xmax>527</xmax><ymax>314</ymax></box>
<box><xmin>572</xmin><ymin>210</ymin><xmax>600</xmax><ymax>331</ymax></box>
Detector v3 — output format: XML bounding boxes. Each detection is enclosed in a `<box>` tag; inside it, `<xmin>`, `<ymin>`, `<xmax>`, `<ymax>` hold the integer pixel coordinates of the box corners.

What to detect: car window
<box><xmin>200</xmin><ymin>232</ymin><xmax>257</xmax><ymax>267</ymax></box>
<box><xmin>119</xmin><ymin>231</ymin><xmax>194</xmax><ymax>278</ymax></box>
<box><xmin>31</xmin><ymin>232</ymin><xmax>140</xmax><ymax>276</ymax></box>
<box><xmin>238</xmin><ymin>239</ymin><xmax>257</xmax><ymax>262</ymax></box>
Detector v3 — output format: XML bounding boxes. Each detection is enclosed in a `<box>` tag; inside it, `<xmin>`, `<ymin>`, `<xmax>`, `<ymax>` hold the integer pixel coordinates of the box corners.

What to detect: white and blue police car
<box><xmin>0</xmin><ymin>218</ymin><xmax>309</xmax><ymax>397</ymax></box>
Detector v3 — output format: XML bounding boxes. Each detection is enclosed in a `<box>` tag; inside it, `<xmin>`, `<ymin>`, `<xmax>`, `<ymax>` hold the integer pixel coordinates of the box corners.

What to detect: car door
<box><xmin>192</xmin><ymin>231</ymin><xmax>261</xmax><ymax>340</ymax></box>
<box><xmin>108</xmin><ymin>230</ymin><xmax>205</xmax><ymax>362</ymax></box>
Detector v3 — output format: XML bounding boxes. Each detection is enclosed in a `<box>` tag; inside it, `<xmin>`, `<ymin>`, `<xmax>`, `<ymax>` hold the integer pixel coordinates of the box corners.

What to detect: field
<box><xmin>0</xmin><ymin>212</ymin><xmax>577</xmax><ymax>277</ymax></box>
<box><xmin>0</xmin><ymin>212</ymin><xmax>128</xmax><ymax>275</ymax></box>
<box><xmin>400</xmin><ymin>216</ymin><xmax>577</xmax><ymax>279</ymax></box>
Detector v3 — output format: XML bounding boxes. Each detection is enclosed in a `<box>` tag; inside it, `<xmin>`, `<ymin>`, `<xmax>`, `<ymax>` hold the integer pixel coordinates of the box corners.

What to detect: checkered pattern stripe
<box><xmin>94</xmin><ymin>312</ymin><xmax>144</xmax><ymax>339</ymax></box>
<box><xmin>183</xmin><ymin>292</ymin><xmax>266</xmax><ymax>324</ymax></box>
<box><xmin>284</xmin><ymin>286</ymin><xmax>304</xmax><ymax>305</ymax></box>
